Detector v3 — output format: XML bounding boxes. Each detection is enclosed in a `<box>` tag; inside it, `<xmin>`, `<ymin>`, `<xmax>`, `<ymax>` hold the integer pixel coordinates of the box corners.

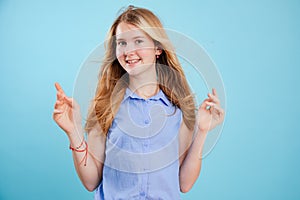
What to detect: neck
<box><xmin>128</xmin><ymin>67</ymin><xmax>159</xmax><ymax>99</ymax></box>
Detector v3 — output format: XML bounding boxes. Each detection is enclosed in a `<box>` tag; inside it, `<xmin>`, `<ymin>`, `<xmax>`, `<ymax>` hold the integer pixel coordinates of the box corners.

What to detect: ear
<box><xmin>155</xmin><ymin>46</ymin><xmax>162</xmax><ymax>56</ymax></box>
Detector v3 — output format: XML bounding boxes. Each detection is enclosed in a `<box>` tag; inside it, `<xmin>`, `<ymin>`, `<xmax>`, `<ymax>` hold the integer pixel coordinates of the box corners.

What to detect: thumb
<box><xmin>64</xmin><ymin>96</ymin><xmax>73</xmax><ymax>107</ymax></box>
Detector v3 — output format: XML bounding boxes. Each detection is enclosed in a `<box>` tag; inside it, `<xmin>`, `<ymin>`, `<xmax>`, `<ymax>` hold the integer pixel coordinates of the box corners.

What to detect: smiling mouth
<box><xmin>126</xmin><ymin>59</ymin><xmax>141</xmax><ymax>64</ymax></box>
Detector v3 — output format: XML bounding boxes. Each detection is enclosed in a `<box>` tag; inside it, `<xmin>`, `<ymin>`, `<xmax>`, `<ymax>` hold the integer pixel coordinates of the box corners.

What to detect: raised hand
<box><xmin>53</xmin><ymin>82</ymin><xmax>82</xmax><ymax>136</ymax></box>
<box><xmin>197</xmin><ymin>88</ymin><xmax>225</xmax><ymax>132</ymax></box>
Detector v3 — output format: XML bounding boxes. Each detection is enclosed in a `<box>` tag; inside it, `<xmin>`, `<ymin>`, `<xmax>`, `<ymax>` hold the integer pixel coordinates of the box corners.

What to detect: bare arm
<box><xmin>179</xmin><ymin>88</ymin><xmax>224</xmax><ymax>193</ymax></box>
<box><xmin>178</xmin><ymin>123</ymin><xmax>207</xmax><ymax>193</ymax></box>
<box><xmin>53</xmin><ymin>82</ymin><xmax>105</xmax><ymax>192</ymax></box>
<box><xmin>69</xmin><ymin>125</ymin><xmax>106</xmax><ymax>192</ymax></box>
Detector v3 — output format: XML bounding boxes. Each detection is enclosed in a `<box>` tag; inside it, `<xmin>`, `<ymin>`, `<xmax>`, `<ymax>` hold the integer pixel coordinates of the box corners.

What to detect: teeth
<box><xmin>127</xmin><ymin>59</ymin><xmax>140</xmax><ymax>64</ymax></box>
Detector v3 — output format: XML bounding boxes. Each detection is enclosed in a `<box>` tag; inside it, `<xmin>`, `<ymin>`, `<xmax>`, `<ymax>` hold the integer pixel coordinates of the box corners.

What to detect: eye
<box><xmin>135</xmin><ymin>39</ymin><xmax>143</xmax><ymax>45</ymax></box>
<box><xmin>117</xmin><ymin>41</ymin><xmax>127</xmax><ymax>46</ymax></box>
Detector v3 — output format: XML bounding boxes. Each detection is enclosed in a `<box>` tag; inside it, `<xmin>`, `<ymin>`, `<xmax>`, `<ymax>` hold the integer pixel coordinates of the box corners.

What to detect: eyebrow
<box><xmin>116</xmin><ymin>36</ymin><xmax>145</xmax><ymax>41</ymax></box>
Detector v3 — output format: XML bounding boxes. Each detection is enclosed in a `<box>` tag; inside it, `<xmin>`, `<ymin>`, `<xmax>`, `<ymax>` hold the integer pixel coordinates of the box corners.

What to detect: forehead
<box><xmin>115</xmin><ymin>22</ymin><xmax>150</xmax><ymax>40</ymax></box>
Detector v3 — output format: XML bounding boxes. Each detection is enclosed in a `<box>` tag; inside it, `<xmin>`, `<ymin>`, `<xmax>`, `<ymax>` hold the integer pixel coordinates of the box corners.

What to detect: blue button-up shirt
<box><xmin>94</xmin><ymin>88</ymin><xmax>182</xmax><ymax>200</ymax></box>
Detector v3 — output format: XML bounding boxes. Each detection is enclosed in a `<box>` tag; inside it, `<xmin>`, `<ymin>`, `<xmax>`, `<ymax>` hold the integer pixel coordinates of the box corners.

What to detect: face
<box><xmin>115</xmin><ymin>22</ymin><xmax>161</xmax><ymax>76</ymax></box>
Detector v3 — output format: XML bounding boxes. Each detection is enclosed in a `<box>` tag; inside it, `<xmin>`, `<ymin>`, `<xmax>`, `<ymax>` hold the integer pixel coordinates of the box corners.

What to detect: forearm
<box><xmin>179</xmin><ymin>129</ymin><xmax>207</xmax><ymax>193</ymax></box>
<box><xmin>68</xmin><ymin>129</ymin><xmax>103</xmax><ymax>192</ymax></box>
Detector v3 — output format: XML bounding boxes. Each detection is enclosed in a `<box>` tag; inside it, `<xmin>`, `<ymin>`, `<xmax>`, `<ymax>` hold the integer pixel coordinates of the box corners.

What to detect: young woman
<box><xmin>53</xmin><ymin>5</ymin><xmax>224</xmax><ymax>200</ymax></box>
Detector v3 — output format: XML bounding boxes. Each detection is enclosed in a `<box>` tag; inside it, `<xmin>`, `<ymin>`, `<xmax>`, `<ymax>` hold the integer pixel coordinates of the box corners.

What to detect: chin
<box><xmin>125</xmin><ymin>64</ymin><xmax>150</xmax><ymax>76</ymax></box>
<box><xmin>126</xmin><ymin>68</ymin><xmax>142</xmax><ymax>76</ymax></box>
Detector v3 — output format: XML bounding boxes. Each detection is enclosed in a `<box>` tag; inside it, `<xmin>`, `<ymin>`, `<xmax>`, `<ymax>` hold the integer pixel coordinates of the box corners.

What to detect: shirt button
<box><xmin>140</xmin><ymin>191</ymin><xmax>146</xmax><ymax>196</ymax></box>
<box><xmin>144</xmin><ymin>119</ymin><xmax>150</xmax><ymax>124</ymax></box>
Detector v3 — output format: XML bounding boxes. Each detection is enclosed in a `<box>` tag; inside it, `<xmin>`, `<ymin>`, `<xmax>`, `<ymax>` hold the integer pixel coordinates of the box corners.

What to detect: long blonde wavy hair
<box><xmin>85</xmin><ymin>6</ymin><xmax>196</xmax><ymax>135</ymax></box>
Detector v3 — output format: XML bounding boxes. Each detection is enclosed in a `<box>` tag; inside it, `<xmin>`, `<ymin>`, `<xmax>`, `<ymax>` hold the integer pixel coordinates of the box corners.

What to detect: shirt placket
<box><xmin>139</xmin><ymin>99</ymin><xmax>151</xmax><ymax>199</ymax></box>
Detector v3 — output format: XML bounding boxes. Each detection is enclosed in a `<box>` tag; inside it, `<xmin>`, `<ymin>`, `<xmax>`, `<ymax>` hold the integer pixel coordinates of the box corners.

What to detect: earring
<box><xmin>156</xmin><ymin>55</ymin><xmax>159</xmax><ymax>59</ymax></box>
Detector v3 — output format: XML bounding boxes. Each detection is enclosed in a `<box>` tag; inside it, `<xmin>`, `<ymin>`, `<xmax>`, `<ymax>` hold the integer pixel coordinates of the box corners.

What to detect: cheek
<box><xmin>116</xmin><ymin>48</ymin><xmax>123</xmax><ymax>58</ymax></box>
<box><xmin>116</xmin><ymin>49</ymin><xmax>125</xmax><ymax>64</ymax></box>
<box><xmin>137</xmin><ymin>48</ymin><xmax>156</xmax><ymax>58</ymax></box>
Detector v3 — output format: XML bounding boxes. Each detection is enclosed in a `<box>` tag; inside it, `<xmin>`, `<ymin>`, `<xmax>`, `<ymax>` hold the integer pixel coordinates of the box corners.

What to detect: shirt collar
<box><xmin>123</xmin><ymin>87</ymin><xmax>171</xmax><ymax>106</ymax></box>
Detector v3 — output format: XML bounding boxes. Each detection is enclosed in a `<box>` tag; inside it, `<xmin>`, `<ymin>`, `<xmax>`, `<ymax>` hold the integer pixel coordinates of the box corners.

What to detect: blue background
<box><xmin>1</xmin><ymin>0</ymin><xmax>299</xmax><ymax>199</ymax></box>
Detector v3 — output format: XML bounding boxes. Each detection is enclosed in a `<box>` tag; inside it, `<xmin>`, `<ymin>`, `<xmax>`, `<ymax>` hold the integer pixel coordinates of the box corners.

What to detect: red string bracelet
<box><xmin>69</xmin><ymin>139</ymin><xmax>84</xmax><ymax>150</ymax></box>
<box><xmin>69</xmin><ymin>140</ymin><xmax>88</xmax><ymax>166</ymax></box>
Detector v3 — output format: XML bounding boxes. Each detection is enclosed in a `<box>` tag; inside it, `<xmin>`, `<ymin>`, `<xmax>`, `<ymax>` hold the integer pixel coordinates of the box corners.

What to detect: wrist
<box><xmin>193</xmin><ymin>128</ymin><xmax>208</xmax><ymax>160</ymax></box>
<box><xmin>197</xmin><ymin>125</ymin><xmax>209</xmax><ymax>134</ymax></box>
<box><xmin>68</xmin><ymin>128</ymin><xmax>85</xmax><ymax>147</ymax></box>
<box><xmin>69</xmin><ymin>138</ymin><xmax>88</xmax><ymax>167</ymax></box>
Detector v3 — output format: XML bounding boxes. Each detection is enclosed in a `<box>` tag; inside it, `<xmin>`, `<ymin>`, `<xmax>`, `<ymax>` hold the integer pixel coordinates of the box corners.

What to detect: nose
<box><xmin>124</xmin><ymin>42</ymin><xmax>136</xmax><ymax>55</ymax></box>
